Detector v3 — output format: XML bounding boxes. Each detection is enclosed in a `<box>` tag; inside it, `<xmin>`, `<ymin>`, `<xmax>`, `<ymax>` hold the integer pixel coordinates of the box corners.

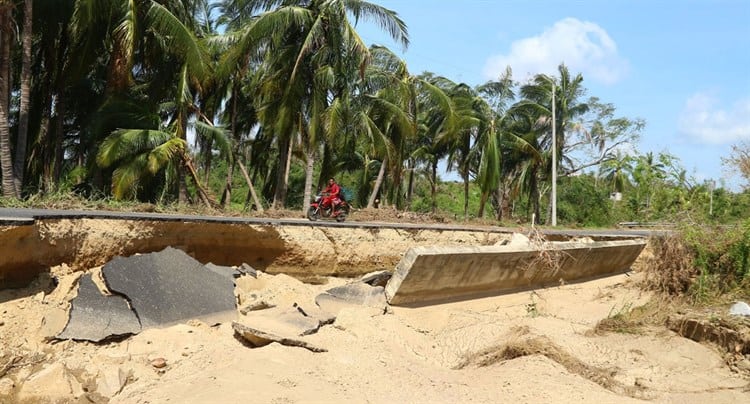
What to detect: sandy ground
<box><xmin>1</xmin><ymin>215</ymin><xmax>749</xmax><ymax>403</ymax></box>
<box><xmin>1</xmin><ymin>264</ymin><xmax>748</xmax><ymax>403</ymax></box>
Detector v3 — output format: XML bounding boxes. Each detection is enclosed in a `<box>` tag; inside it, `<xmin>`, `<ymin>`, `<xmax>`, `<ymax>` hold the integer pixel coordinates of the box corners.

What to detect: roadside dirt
<box><xmin>0</xmin><ymin>216</ymin><xmax>748</xmax><ymax>403</ymax></box>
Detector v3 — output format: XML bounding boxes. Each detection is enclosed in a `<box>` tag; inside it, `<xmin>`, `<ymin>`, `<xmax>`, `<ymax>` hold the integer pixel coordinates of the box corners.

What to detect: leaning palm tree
<box><xmin>96</xmin><ymin>128</ymin><xmax>187</xmax><ymax>200</ymax></box>
<box><xmin>69</xmin><ymin>0</ymin><xmax>210</xmax><ymax>201</ymax></box>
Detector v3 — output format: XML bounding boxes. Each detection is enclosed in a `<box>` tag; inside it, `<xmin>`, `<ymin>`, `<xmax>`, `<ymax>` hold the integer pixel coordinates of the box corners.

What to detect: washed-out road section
<box><xmin>0</xmin><ymin>208</ymin><xmax>649</xmax><ymax>291</ymax></box>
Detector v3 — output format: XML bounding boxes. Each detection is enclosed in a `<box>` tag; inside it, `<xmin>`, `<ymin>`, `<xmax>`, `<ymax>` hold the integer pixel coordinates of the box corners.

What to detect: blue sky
<box><xmin>356</xmin><ymin>0</ymin><xmax>750</xmax><ymax>189</ymax></box>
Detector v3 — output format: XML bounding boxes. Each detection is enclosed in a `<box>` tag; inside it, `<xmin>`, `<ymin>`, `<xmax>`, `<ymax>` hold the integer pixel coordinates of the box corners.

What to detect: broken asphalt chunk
<box><xmin>232</xmin><ymin>321</ymin><xmax>326</xmax><ymax>353</ymax></box>
<box><xmin>204</xmin><ymin>262</ymin><xmax>243</xmax><ymax>281</ymax></box>
<box><xmin>360</xmin><ymin>270</ymin><xmax>392</xmax><ymax>287</ymax></box>
<box><xmin>238</xmin><ymin>263</ymin><xmax>258</xmax><ymax>278</ymax></box>
<box><xmin>57</xmin><ymin>274</ymin><xmax>141</xmax><ymax>342</ymax></box>
<box><xmin>102</xmin><ymin>247</ymin><xmax>236</xmax><ymax>328</ymax></box>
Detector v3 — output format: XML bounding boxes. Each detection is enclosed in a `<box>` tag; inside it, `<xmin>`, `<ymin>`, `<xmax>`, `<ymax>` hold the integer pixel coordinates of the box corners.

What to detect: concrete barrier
<box><xmin>385</xmin><ymin>239</ymin><xmax>647</xmax><ymax>306</ymax></box>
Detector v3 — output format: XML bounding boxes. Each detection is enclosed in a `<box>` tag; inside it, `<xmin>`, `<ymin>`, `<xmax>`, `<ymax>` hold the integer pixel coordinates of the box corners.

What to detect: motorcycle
<box><xmin>307</xmin><ymin>193</ymin><xmax>350</xmax><ymax>222</ymax></box>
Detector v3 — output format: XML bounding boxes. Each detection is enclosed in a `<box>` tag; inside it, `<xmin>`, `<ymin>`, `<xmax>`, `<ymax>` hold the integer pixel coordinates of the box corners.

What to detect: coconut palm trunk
<box><xmin>53</xmin><ymin>96</ymin><xmax>66</xmax><ymax>184</ymax></box>
<box><xmin>13</xmin><ymin>0</ymin><xmax>31</xmax><ymax>194</ymax></box>
<box><xmin>221</xmin><ymin>160</ymin><xmax>234</xmax><ymax>208</ymax></box>
<box><xmin>272</xmin><ymin>135</ymin><xmax>292</xmax><ymax>209</ymax></box>
<box><xmin>0</xmin><ymin>7</ymin><xmax>17</xmax><ymax>197</ymax></box>
<box><xmin>302</xmin><ymin>149</ymin><xmax>315</xmax><ymax>216</ymax></box>
<box><xmin>462</xmin><ymin>170</ymin><xmax>469</xmax><ymax>220</ymax></box>
<box><xmin>367</xmin><ymin>157</ymin><xmax>387</xmax><ymax>208</ymax></box>
<box><xmin>237</xmin><ymin>159</ymin><xmax>263</xmax><ymax>213</ymax></box>
<box><xmin>431</xmin><ymin>158</ymin><xmax>438</xmax><ymax>214</ymax></box>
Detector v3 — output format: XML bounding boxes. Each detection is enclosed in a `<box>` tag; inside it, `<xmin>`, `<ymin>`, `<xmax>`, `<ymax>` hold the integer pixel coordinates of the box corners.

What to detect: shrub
<box><xmin>645</xmin><ymin>219</ymin><xmax>750</xmax><ymax>301</ymax></box>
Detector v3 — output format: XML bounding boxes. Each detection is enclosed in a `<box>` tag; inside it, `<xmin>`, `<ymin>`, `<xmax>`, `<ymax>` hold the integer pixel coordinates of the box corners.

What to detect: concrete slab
<box><xmin>315</xmin><ymin>283</ymin><xmax>388</xmax><ymax>315</ymax></box>
<box><xmin>385</xmin><ymin>239</ymin><xmax>647</xmax><ymax>306</ymax></box>
<box><xmin>102</xmin><ymin>247</ymin><xmax>236</xmax><ymax>328</ymax></box>
<box><xmin>57</xmin><ymin>274</ymin><xmax>141</xmax><ymax>342</ymax></box>
<box><xmin>240</xmin><ymin>306</ymin><xmax>322</xmax><ymax>336</ymax></box>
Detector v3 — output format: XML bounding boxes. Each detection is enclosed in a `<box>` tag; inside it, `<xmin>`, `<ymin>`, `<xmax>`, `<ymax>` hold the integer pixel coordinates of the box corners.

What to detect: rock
<box><xmin>97</xmin><ymin>367</ymin><xmax>130</xmax><ymax>398</ymax></box>
<box><xmin>17</xmin><ymin>363</ymin><xmax>84</xmax><ymax>402</ymax></box>
<box><xmin>315</xmin><ymin>283</ymin><xmax>387</xmax><ymax>316</ymax></box>
<box><xmin>729</xmin><ymin>301</ymin><xmax>750</xmax><ymax>316</ymax></box>
<box><xmin>232</xmin><ymin>321</ymin><xmax>326</xmax><ymax>353</ymax></box>
<box><xmin>40</xmin><ymin>307</ymin><xmax>69</xmax><ymax>340</ymax></box>
<box><xmin>151</xmin><ymin>358</ymin><xmax>167</xmax><ymax>369</ymax></box>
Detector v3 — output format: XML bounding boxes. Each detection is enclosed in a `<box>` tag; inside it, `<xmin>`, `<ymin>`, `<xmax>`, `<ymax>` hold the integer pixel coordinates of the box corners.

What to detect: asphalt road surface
<box><xmin>0</xmin><ymin>207</ymin><xmax>658</xmax><ymax>238</ymax></box>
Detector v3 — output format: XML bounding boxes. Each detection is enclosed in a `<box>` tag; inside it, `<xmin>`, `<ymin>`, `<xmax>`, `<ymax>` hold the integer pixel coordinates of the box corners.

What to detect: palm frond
<box><xmin>147</xmin><ymin>1</ymin><xmax>210</xmax><ymax>81</ymax></box>
<box><xmin>97</xmin><ymin>129</ymin><xmax>173</xmax><ymax>168</ymax></box>
<box><xmin>148</xmin><ymin>137</ymin><xmax>187</xmax><ymax>174</ymax></box>
<box><xmin>195</xmin><ymin>121</ymin><xmax>233</xmax><ymax>161</ymax></box>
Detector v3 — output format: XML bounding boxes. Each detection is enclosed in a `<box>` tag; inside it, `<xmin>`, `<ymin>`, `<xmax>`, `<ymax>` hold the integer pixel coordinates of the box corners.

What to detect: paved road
<box><xmin>0</xmin><ymin>207</ymin><xmax>658</xmax><ymax>237</ymax></box>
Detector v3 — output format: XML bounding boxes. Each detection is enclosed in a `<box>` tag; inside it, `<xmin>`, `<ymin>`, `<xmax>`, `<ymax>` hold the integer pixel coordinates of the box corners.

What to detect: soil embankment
<box><xmin>1</xmin><ymin>218</ymin><xmax>511</xmax><ymax>288</ymax></box>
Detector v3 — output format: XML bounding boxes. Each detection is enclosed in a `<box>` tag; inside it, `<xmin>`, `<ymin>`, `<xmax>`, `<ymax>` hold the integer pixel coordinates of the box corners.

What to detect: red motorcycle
<box><xmin>307</xmin><ymin>193</ymin><xmax>350</xmax><ymax>222</ymax></box>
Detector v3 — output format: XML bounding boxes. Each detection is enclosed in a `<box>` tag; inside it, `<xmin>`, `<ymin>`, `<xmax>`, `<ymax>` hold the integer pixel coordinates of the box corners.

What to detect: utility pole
<box><xmin>551</xmin><ymin>81</ymin><xmax>557</xmax><ymax>226</ymax></box>
<box><xmin>709</xmin><ymin>180</ymin><xmax>715</xmax><ymax>217</ymax></box>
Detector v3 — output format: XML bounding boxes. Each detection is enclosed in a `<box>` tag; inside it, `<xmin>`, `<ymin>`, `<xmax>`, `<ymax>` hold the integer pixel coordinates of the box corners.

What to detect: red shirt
<box><xmin>324</xmin><ymin>183</ymin><xmax>341</xmax><ymax>198</ymax></box>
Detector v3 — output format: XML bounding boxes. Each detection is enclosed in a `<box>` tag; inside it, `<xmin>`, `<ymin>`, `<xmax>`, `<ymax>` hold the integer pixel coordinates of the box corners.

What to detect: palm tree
<box><xmin>599</xmin><ymin>150</ymin><xmax>633</xmax><ymax>207</ymax></box>
<box><xmin>503</xmin><ymin>109</ymin><xmax>547</xmax><ymax>223</ymax></box>
<box><xmin>599</xmin><ymin>151</ymin><xmax>633</xmax><ymax>193</ymax></box>
<box><xmin>64</xmin><ymin>0</ymin><xmax>208</xmax><ymax>198</ymax></box>
<box><xmin>517</xmin><ymin>64</ymin><xmax>590</xmax><ymax>223</ymax></box>
<box><xmin>225</xmin><ymin>0</ymin><xmax>408</xmax><ymax>210</ymax></box>
<box><xmin>96</xmin><ymin>129</ymin><xmax>187</xmax><ymax>200</ymax></box>
<box><xmin>632</xmin><ymin>151</ymin><xmax>666</xmax><ymax>212</ymax></box>
<box><xmin>439</xmin><ymin>79</ymin><xmax>485</xmax><ymax>219</ymax></box>
<box><xmin>0</xmin><ymin>0</ymin><xmax>16</xmax><ymax>197</ymax></box>
<box><xmin>12</xmin><ymin>0</ymin><xmax>32</xmax><ymax>195</ymax></box>
<box><xmin>474</xmin><ymin>67</ymin><xmax>515</xmax><ymax>218</ymax></box>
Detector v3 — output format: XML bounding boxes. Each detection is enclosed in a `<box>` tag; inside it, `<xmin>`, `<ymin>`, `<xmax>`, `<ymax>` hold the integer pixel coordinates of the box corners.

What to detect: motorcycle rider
<box><xmin>322</xmin><ymin>177</ymin><xmax>342</xmax><ymax>213</ymax></box>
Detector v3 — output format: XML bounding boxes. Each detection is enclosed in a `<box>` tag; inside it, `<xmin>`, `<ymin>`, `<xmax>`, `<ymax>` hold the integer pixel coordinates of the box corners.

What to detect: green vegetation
<box><xmin>0</xmin><ymin>0</ymin><xmax>747</xmax><ymax>228</ymax></box>
<box><xmin>646</xmin><ymin>220</ymin><xmax>750</xmax><ymax>302</ymax></box>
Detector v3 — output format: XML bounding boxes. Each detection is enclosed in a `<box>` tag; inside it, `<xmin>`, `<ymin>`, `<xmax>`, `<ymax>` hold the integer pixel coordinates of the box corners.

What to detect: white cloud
<box><xmin>482</xmin><ymin>18</ymin><xmax>628</xmax><ymax>85</ymax></box>
<box><xmin>678</xmin><ymin>92</ymin><xmax>750</xmax><ymax>145</ymax></box>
